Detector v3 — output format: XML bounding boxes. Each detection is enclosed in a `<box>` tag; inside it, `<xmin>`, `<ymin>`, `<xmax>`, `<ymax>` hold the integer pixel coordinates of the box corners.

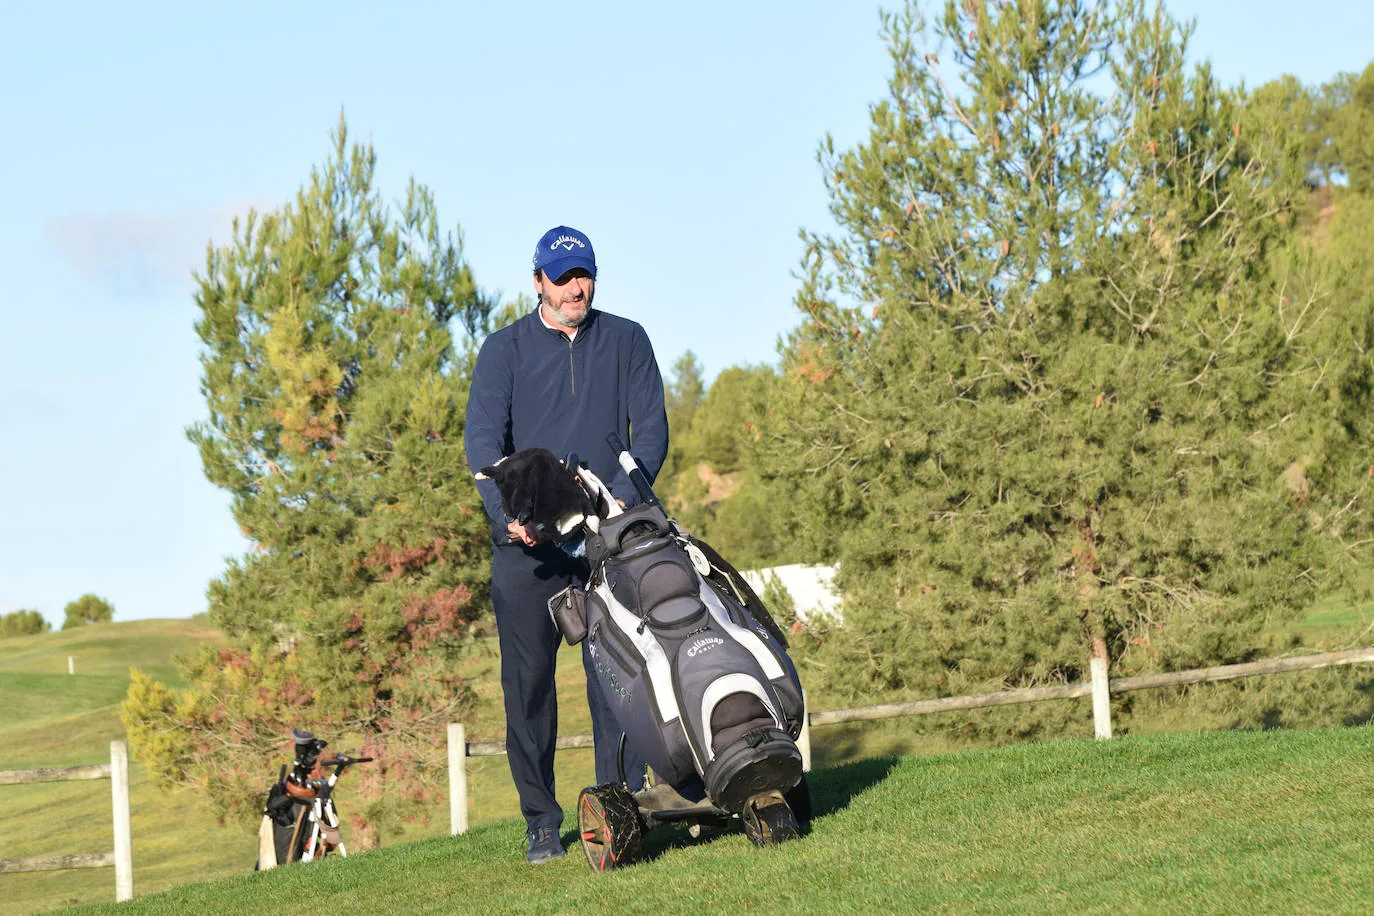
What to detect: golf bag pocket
<box><xmin>605</xmin><ymin>550</ymin><xmax>706</xmax><ymax>637</ymax></box>
<box><xmin>703</xmin><ymin>725</ymin><xmax>803</xmax><ymax>814</ymax></box>
<box><xmin>585</xmin><ymin>601</ymin><xmax>696</xmax><ymax>786</ymax></box>
<box><xmin>548</xmin><ymin>584</ymin><xmax>588</xmax><ymax>645</ymax></box>
<box><xmin>580</xmin><ymin>501</ymin><xmax>808</xmax><ymax>810</ymax></box>
<box><xmin>263</xmin><ymin>780</ymin><xmax>295</xmax><ymax>827</ymax></box>
<box><xmin>257</xmin><ymin>781</ymin><xmax>305</xmax><ymax>870</ymax></box>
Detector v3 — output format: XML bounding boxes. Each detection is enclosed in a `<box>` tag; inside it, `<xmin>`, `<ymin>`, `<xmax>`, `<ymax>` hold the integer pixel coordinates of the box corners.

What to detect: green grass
<box><xmin>1295</xmin><ymin>589</ymin><xmax>1374</xmax><ymax>639</ymax></box>
<box><xmin>5</xmin><ymin>584</ymin><xmax>1374</xmax><ymax>915</ymax></box>
<box><xmin>0</xmin><ymin>621</ymin><xmax>609</xmax><ymax>915</ymax></box>
<box><xmin>0</xmin><ymin>621</ymin><xmax>238</xmax><ymax>915</ymax></box>
<box><xmin>1285</xmin><ymin>565</ymin><xmax>1374</xmax><ymax>645</ymax></box>
<box><xmin>0</xmin><ymin>619</ymin><xmax>219</xmax><ymax>686</ymax></box>
<box><xmin>61</xmin><ymin>726</ymin><xmax>1374</xmax><ymax>915</ymax></box>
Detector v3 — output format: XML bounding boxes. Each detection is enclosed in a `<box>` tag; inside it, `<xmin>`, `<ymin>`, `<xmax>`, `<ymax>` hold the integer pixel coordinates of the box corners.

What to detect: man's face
<box><xmin>535</xmin><ymin>268</ymin><xmax>594</xmax><ymax>329</ymax></box>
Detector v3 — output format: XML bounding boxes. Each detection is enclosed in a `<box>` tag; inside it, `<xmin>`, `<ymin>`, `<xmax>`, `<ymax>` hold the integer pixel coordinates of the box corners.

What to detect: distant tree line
<box><xmin>0</xmin><ymin>594</ymin><xmax>116</xmax><ymax>638</ymax></box>
<box><xmin>0</xmin><ymin>609</ymin><xmax>49</xmax><ymax>638</ymax></box>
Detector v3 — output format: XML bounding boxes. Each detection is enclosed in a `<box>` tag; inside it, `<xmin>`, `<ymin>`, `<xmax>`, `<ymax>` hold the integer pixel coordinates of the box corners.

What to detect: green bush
<box><xmin>0</xmin><ymin>608</ymin><xmax>50</xmax><ymax>637</ymax></box>
<box><xmin>62</xmin><ymin>594</ymin><xmax>113</xmax><ymax>629</ymax></box>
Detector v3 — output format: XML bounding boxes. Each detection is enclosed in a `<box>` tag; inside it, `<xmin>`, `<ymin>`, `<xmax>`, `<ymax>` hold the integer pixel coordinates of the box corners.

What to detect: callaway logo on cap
<box><xmin>533</xmin><ymin>225</ymin><xmax>597</xmax><ymax>280</ymax></box>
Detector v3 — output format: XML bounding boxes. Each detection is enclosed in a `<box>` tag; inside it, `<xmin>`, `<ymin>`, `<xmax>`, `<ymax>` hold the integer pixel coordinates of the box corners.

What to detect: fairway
<box><xmin>5</xmin><ymin>613</ymin><xmax>1374</xmax><ymax>914</ymax></box>
<box><xmin>59</xmin><ymin>726</ymin><xmax>1374</xmax><ymax>915</ymax></box>
<box><xmin>0</xmin><ymin>620</ymin><xmax>603</xmax><ymax>915</ymax></box>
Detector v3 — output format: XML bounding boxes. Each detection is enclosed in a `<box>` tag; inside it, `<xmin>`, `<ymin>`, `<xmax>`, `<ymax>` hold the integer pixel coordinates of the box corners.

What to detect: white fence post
<box><xmin>110</xmin><ymin>741</ymin><xmax>133</xmax><ymax>902</ymax></box>
<box><xmin>798</xmin><ymin>691</ymin><xmax>812</xmax><ymax>772</ymax></box>
<box><xmin>1090</xmin><ymin>657</ymin><xmax>1113</xmax><ymax>740</ymax></box>
<box><xmin>448</xmin><ymin>723</ymin><xmax>468</xmax><ymax>836</ymax></box>
<box><xmin>68</xmin><ymin>656</ymin><xmax>75</xmax><ymax>676</ymax></box>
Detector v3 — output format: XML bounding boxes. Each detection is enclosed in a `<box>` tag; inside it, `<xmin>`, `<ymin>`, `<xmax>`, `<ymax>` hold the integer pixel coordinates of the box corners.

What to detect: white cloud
<box><xmin>46</xmin><ymin>202</ymin><xmax>268</xmax><ymax>297</ymax></box>
<box><xmin>0</xmin><ymin>387</ymin><xmax>65</xmax><ymax>425</ymax></box>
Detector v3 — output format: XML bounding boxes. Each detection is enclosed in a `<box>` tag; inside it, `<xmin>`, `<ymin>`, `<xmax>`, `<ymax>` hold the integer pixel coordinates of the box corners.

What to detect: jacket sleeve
<box><xmin>607</xmin><ymin>323</ymin><xmax>670</xmax><ymax>506</ymax></box>
<box><xmin>464</xmin><ymin>335</ymin><xmax>514</xmax><ymax>538</ymax></box>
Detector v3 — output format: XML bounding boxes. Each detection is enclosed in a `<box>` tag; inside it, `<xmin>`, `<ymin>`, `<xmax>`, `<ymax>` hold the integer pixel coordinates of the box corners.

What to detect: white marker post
<box><xmin>1090</xmin><ymin>656</ymin><xmax>1113</xmax><ymax>739</ymax></box>
<box><xmin>448</xmin><ymin>723</ymin><xmax>468</xmax><ymax>835</ymax></box>
<box><xmin>110</xmin><ymin>741</ymin><xmax>133</xmax><ymax>902</ymax></box>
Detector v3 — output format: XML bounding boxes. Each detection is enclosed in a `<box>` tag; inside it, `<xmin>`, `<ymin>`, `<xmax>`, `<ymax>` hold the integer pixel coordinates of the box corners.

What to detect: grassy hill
<box><xmin>58</xmin><ymin>726</ymin><xmax>1374</xmax><ymax>915</ymax></box>
<box><xmin>0</xmin><ymin>621</ymin><xmax>237</xmax><ymax>915</ymax></box>
<box><xmin>0</xmin><ymin>619</ymin><xmax>609</xmax><ymax>915</ymax></box>
<box><xmin>3</xmin><ymin>584</ymin><xmax>1373</xmax><ymax>915</ymax></box>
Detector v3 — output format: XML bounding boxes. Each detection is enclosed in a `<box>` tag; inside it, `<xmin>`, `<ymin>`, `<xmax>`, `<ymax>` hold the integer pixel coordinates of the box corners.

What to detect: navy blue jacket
<box><xmin>464</xmin><ymin>306</ymin><xmax>669</xmax><ymax>543</ymax></box>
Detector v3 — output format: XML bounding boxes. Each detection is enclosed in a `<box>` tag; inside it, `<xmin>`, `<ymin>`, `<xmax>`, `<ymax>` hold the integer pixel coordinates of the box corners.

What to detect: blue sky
<box><xmin>2</xmin><ymin>1</ymin><xmax>1370</xmax><ymax>626</ymax></box>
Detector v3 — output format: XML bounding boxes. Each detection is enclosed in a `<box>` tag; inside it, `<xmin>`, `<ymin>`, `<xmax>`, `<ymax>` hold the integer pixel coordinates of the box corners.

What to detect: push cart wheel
<box><xmin>785</xmin><ymin>774</ymin><xmax>812</xmax><ymax>829</ymax></box>
<box><xmin>742</xmin><ymin>790</ymin><xmax>799</xmax><ymax>847</ymax></box>
<box><xmin>578</xmin><ymin>784</ymin><xmax>644</xmax><ymax>871</ymax></box>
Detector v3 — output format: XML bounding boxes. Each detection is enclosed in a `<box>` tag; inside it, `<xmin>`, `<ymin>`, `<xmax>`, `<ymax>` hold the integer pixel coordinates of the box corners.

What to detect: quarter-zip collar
<box><xmin>532</xmin><ymin>306</ymin><xmax>597</xmax><ymax>346</ymax></box>
<box><xmin>531</xmin><ymin>308</ymin><xmax>598</xmax><ymax>396</ymax></box>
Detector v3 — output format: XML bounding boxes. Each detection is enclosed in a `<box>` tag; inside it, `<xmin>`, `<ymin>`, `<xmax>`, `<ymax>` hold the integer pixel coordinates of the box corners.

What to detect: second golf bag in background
<box><xmin>255</xmin><ymin>728</ymin><xmax>373</xmax><ymax>869</ymax></box>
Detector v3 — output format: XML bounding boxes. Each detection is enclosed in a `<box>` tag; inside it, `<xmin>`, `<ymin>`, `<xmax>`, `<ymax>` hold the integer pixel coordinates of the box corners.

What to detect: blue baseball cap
<box><xmin>533</xmin><ymin>225</ymin><xmax>597</xmax><ymax>280</ymax></box>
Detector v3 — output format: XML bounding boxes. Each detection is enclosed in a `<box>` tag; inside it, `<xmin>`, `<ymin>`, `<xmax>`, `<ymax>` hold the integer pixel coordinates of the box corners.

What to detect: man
<box><xmin>464</xmin><ymin>225</ymin><xmax>669</xmax><ymax>863</ymax></box>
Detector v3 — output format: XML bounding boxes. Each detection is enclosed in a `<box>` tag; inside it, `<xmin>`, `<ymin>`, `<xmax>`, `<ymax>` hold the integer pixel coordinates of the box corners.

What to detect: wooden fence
<box><xmin>0</xmin><ymin>741</ymin><xmax>133</xmax><ymax>902</ymax></box>
<box><xmin>445</xmin><ymin>646</ymin><xmax>1374</xmax><ymax>835</ymax></box>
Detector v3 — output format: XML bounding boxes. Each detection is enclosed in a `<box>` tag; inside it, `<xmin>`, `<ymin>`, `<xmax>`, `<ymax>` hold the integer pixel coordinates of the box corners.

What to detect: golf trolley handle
<box><xmin>321</xmin><ymin>755</ymin><xmax>374</xmax><ymax>767</ymax></box>
<box><xmin>605</xmin><ymin>433</ymin><xmax>661</xmax><ymax>509</ymax></box>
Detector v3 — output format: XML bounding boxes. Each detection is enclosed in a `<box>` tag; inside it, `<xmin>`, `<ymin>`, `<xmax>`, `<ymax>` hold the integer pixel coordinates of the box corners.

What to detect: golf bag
<box><xmin>255</xmin><ymin>729</ymin><xmax>345</xmax><ymax>869</ymax></box>
<box><xmin>550</xmin><ymin>466</ymin><xmax>806</xmax><ymax>814</ymax></box>
<box><xmin>258</xmin><ymin>768</ymin><xmax>306</xmax><ymax>870</ymax></box>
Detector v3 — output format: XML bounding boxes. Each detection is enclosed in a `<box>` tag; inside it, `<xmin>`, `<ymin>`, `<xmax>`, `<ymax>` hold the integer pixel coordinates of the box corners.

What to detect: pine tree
<box><xmin>658</xmin><ymin>350</ymin><xmax>707</xmax><ymax>485</ymax></box>
<box><xmin>122</xmin><ymin>120</ymin><xmax>495</xmax><ymax>840</ymax></box>
<box><xmin>766</xmin><ymin>1</ymin><xmax>1370</xmax><ymax>737</ymax></box>
<box><xmin>666</xmin><ymin>351</ymin><xmax>707</xmax><ymax>428</ymax></box>
<box><xmin>1318</xmin><ymin>63</ymin><xmax>1374</xmax><ymax>192</ymax></box>
<box><xmin>663</xmin><ymin>364</ymin><xmax>792</xmax><ymax>568</ymax></box>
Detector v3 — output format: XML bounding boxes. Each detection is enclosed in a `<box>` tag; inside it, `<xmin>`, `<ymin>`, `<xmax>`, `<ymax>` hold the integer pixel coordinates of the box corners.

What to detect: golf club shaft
<box><xmin>606</xmin><ymin>433</ymin><xmax>661</xmax><ymax>508</ymax></box>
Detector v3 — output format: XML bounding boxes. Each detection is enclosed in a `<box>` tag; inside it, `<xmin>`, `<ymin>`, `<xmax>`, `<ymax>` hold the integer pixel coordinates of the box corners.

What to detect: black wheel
<box><xmin>578</xmin><ymin>784</ymin><xmax>644</xmax><ymax>871</ymax></box>
<box><xmin>741</xmin><ymin>790</ymin><xmax>800</xmax><ymax>847</ymax></box>
<box><xmin>784</xmin><ymin>774</ymin><xmax>812</xmax><ymax>829</ymax></box>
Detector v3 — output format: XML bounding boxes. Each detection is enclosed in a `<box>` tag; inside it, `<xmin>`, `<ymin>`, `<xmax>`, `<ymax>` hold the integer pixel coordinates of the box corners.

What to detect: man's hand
<box><xmin>507</xmin><ymin>519</ymin><xmax>540</xmax><ymax>547</ymax></box>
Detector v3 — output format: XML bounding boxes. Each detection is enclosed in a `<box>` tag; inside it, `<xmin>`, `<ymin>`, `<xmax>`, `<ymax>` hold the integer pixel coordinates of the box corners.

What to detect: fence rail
<box><xmin>0</xmin><ymin>764</ymin><xmax>111</xmax><ymax>786</ymax></box>
<box><xmin>0</xmin><ymin>854</ymin><xmax>116</xmax><ymax>874</ymax></box>
<box><xmin>810</xmin><ymin>646</ymin><xmax>1374</xmax><ymax>730</ymax></box>
<box><xmin>445</xmin><ymin>646</ymin><xmax>1374</xmax><ymax>834</ymax></box>
<box><xmin>0</xmin><ymin>741</ymin><xmax>132</xmax><ymax>902</ymax></box>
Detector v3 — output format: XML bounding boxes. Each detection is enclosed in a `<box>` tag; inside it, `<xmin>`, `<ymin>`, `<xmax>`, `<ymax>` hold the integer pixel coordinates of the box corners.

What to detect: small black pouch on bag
<box><xmin>264</xmin><ymin>778</ymin><xmax>295</xmax><ymax>827</ymax></box>
<box><xmin>548</xmin><ymin>585</ymin><xmax>588</xmax><ymax>645</ymax></box>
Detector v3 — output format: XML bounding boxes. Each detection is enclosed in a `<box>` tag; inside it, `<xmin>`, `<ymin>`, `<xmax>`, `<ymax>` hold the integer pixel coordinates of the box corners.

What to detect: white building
<box><xmin>742</xmin><ymin>564</ymin><xmax>842</xmax><ymax>624</ymax></box>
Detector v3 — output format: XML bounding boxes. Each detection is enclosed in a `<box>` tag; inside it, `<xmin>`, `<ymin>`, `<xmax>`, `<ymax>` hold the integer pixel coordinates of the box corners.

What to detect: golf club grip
<box><xmin>605</xmin><ymin>433</ymin><xmax>661</xmax><ymax>508</ymax></box>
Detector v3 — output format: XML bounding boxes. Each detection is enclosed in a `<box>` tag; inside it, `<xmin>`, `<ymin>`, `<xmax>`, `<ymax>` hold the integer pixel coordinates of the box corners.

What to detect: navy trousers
<box><xmin>490</xmin><ymin>542</ymin><xmax>645</xmax><ymax>832</ymax></box>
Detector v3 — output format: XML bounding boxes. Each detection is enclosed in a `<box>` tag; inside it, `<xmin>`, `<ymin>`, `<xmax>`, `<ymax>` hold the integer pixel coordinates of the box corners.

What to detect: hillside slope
<box><xmin>0</xmin><ymin>621</ymin><xmax>242</xmax><ymax>915</ymax></box>
<box><xmin>0</xmin><ymin>619</ymin><xmax>602</xmax><ymax>915</ymax></box>
<box><xmin>63</xmin><ymin>726</ymin><xmax>1374</xmax><ymax>915</ymax></box>
<box><xmin>6</xmin><ymin>606</ymin><xmax>1374</xmax><ymax>914</ymax></box>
